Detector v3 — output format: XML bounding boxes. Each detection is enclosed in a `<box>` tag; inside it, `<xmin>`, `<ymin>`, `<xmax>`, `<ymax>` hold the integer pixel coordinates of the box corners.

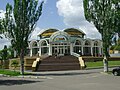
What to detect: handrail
<box><xmin>71</xmin><ymin>52</ymin><xmax>80</xmax><ymax>58</ymax></box>
<box><xmin>41</xmin><ymin>53</ymin><xmax>49</xmax><ymax>59</ymax></box>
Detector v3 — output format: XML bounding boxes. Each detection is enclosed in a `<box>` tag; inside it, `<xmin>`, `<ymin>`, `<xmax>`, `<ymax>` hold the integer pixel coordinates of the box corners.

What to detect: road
<box><xmin>0</xmin><ymin>68</ymin><xmax>120</xmax><ymax>90</ymax></box>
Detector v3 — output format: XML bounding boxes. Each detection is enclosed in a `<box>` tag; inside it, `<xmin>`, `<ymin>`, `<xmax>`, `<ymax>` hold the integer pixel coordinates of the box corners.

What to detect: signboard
<box><xmin>53</xmin><ymin>35</ymin><xmax>67</xmax><ymax>42</ymax></box>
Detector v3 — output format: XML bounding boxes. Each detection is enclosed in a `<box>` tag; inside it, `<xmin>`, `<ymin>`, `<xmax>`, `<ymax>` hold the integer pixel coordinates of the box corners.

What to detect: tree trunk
<box><xmin>103</xmin><ymin>44</ymin><xmax>109</xmax><ymax>72</ymax></box>
<box><xmin>20</xmin><ymin>49</ymin><xmax>24</xmax><ymax>75</ymax></box>
<box><xmin>103</xmin><ymin>56</ymin><xmax>109</xmax><ymax>72</ymax></box>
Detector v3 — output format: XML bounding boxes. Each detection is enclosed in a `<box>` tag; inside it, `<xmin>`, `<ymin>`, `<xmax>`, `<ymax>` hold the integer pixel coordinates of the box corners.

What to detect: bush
<box><xmin>110</xmin><ymin>45</ymin><xmax>116</xmax><ymax>50</ymax></box>
<box><xmin>11</xmin><ymin>60</ymin><xmax>19</xmax><ymax>72</ymax></box>
<box><xmin>115</xmin><ymin>45</ymin><xmax>120</xmax><ymax>51</ymax></box>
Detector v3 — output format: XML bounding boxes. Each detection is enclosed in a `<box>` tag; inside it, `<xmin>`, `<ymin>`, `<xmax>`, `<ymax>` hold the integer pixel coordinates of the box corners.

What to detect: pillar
<box><xmin>14</xmin><ymin>50</ymin><xmax>17</xmax><ymax>57</ymax></box>
<box><xmin>91</xmin><ymin>47</ymin><xmax>93</xmax><ymax>56</ymax></box>
<box><xmin>49</xmin><ymin>44</ymin><xmax>52</xmax><ymax>56</ymax></box>
<box><xmin>38</xmin><ymin>47</ymin><xmax>41</xmax><ymax>56</ymax></box>
<box><xmin>99</xmin><ymin>47</ymin><xmax>102</xmax><ymax>56</ymax></box>
<box><xmin>81</xmin><ymin>46</ymin><xmax>83</xmax><ymax>55</ymax></box>
<box><xmin>30</xmin><ymin>48</ymin><xmax>32</xmax><ymax>57</ymax></box>
<box><xmin>70</xmin><ymin>43</ymin><xmax>73</xmax><ymax>55</ymax></box>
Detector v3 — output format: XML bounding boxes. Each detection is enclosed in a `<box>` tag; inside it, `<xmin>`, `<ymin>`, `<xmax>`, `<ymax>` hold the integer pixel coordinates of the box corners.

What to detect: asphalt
<box><xmin>0</xmin><ymin>68</ymin><xmax>120</xmax><ymax>90</ymax></box>
<box><xmin>0</xmin><ymin>68</ymin><xmax>113</xmax><ymax>78</ymax></box>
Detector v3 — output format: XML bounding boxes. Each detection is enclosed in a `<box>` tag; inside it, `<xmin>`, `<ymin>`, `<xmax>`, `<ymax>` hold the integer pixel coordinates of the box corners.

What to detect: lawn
<box><xmin>0</xmin><ymin>69</ymin><xmax>32</xmax><ymax>76</ymax></box>
<box><xmin>0</xmin><ymin>61</ymin><xmax>120</xmax><ymax>76</ymax></box>
<box><xmin>0</xmin><ymin>69</ymin><xmax>20</xmax><ymax>76</ymax></box>
<box><xmin>86</xmin><ymin>61</ymin><xmax>120</xmax><ymax>68</ymax></box>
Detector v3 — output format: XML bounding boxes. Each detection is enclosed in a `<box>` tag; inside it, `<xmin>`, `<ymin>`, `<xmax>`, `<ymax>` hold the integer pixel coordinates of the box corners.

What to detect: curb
<box><xmin>0</xmin><ymin>74</ymin><xmax>51</xmax><ymax>79</ymax></box>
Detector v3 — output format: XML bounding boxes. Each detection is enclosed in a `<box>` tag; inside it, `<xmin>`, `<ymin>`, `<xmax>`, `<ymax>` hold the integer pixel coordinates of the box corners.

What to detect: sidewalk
<box><xmin>0</xmin><ymin>68</ymin><xmax>114</xmax><ymax>79</ymax></box>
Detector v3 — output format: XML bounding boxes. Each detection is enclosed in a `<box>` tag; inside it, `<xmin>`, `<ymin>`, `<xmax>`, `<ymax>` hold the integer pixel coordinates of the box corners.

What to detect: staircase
<box><xmin>37</xmin><ymin>55</ymin><xmax>81</xmax><ymax>71</ymax></box>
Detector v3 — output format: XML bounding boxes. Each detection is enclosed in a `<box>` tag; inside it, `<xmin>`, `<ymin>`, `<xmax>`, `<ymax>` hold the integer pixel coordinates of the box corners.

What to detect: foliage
<box><xmin>110</xmin><ymin>45</ymin><xmax>116</xmax><ymax>50</ymax></box>
<box><xmin>114</xmin><ymin>45</ymin><xmax>120</xmax><ymax>51</ymax></box>
<box><xmin>2</xmin><ymin>45</ymin><xmax>8</xmax><ymax>60</ymax></box>
<box><xmin>112</xmin><ymin>0</ymin><xmax>120</xmax><ymax>37</ymax></box>
<box><xmin>83</xmin><ymin>0</ymin><xmax>118</xmax><ymax>57</ymax></box>
<box><xmin>83</xmin><ymin>0</ymin><xmax>120</xmax><ymax>72</ymax></box>
<box><xmin>7</xmin><ymin>46</ymin><xmax>14</xmax><ymax>59</ymax></box>
<box><xmin>0</xmin><ymin>13</ymin><xmax>3</xmax><ymax>38</ymax></box>
<box><xmin>11</xmin><ymin>59</ymin><xmax>19</xmax><ymax>72</ymax></box>
<box><xmin>2</xmin><ymin>0</ymin><xmax>44</xmax><ymax>75</ymax></box>
<box><xmin>110</xmin><ymin>39</ymin><xmax>120</xmax><ymax>50</ymax></box>
<box><xmin>0</xmin><ymin>45</ymin><xmax>8</xmax><ymax>69</ymax></box>
<box><xmin>0</xmin><ymin>45</ymin><xmax>13</xmax><ymax>60</ymax></box>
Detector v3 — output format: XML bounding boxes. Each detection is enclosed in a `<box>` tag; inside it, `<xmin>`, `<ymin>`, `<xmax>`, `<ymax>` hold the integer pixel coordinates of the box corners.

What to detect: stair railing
<box><xmin>71</xmin><ymin>52</ymin><xmax>80</xmax><ymax>58</ymax></box>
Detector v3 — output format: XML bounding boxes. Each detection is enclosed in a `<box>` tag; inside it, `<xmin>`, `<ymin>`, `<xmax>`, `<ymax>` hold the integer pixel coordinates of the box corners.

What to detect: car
<box><xmin>112</xmin><ymin>67</ymin><xmax>120</xmax><ymax>76</ymax></box>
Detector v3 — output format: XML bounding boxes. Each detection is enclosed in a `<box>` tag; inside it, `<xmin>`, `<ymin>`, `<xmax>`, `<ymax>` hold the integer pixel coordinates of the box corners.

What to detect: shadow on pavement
<box><xmin>34</xmin><ymin>71</ymin><xmax>98</xmax><ymax>76</ymax></box>
<box><xmin>0</xmin><ymin>79</ymin><xmax>41</xmax><ymax>86</ymax></box>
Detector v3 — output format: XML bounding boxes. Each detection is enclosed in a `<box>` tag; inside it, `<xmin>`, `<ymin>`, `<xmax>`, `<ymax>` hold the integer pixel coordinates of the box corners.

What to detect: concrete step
<box><xmin>37</xmin><ymin>55</ymin><xmax>80</xmax><ymax>71</ymax></box>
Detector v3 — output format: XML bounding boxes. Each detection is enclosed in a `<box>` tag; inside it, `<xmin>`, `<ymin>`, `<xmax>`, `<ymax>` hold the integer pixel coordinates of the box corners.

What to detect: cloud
<box><xmin>0</xmin><ymin>10</ymin><xmax>41</xmax><ymax>49</ymax></box>
<box><xmin>0</xmin><ymin>35</ymin><xmax>11</xmax><ymax>50</ymax></box>
<box><xmin>0</xmin><ymin>27</ymin><xmax>41</xmax><ymax>50</ymax></box>
<box><xmin>79</xmin><ymin>21</ymin><xmax>101</xmax><ymax>39</ymax></box>
<box><xmin>0</xmin><ymin>10</ymin><xmax>5</xmax><ymax>19</ymax></box>
<box><xmin>56</xmin><ymin>0</ymin><xmax>84</xmax><ymax>26</ymax></box>
<box><xmin>0</xmin><ymin>10</ymin><xmax>9</xmax><ymax>50</ymax></box>
<box><xmin>29</xmin><ymin>27</ymin><xmax>41</xmax><ymax>40</ymax></box>
<box><xmin>56</xmin><ymin>0</ymin><xmax>101</xmax><ymax>39</ymax></box>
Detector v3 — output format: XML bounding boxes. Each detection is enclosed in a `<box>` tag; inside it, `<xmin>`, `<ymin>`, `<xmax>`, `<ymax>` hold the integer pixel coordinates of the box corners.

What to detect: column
<box><xmin>38</xmin><ymin>47</ymin><xmax>41</xmax><ymax>56</ymax></box>
<box><xmin>63</xmin><ymin>46</ymin><xmax>65</xmax><ymax>54</ymax></box>
<box><xmin>99</xmin><ymin>47</ymin><xmax>102</xmax><ymax>56</ymax></box>
<box><xmin>70</xmin><ymin>43</ymin><xmax>73</xmax><ymax>55</ymax></box>
<box><xmin>91</xmin><ymin>47</ymin><xmax>93</xmax><ymax>56</ymax></box>
<box><xmin>48</xmin><ymin>44</ymin><xmax>52</xmax><ymax>56</ymax></box>
<box><xmin>81</xmin><ymin>46</ymin><xmax>83</xmax><ymax>55</ymax></box>
<box><xmin>14</xmin><ymin>50</ymin><xmax>17</xmax><ymax>57</ymax></box>
<box><xmin>30</xmin><ymin>48</ymin><xmax>32</xmax><ymax>57</ymax></box>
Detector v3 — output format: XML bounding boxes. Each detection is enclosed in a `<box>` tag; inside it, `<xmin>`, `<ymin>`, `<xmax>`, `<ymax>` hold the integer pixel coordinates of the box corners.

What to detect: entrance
<box><xmin>52</xmin><ymin>43</ymin><xmax>70</xmax><ymax>55</ymax></box>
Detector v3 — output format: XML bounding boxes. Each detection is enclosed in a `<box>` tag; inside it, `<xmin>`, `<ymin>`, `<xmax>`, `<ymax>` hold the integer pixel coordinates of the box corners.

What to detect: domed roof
<box><xmin>38</xmin><ymin>28</ymin><xmax>59</xmax><ymax>37</ymax></box>
<box><xmin>64</xmin><ymin>28</ymin><xmax>85</xmax><ymax>35</ymax></box>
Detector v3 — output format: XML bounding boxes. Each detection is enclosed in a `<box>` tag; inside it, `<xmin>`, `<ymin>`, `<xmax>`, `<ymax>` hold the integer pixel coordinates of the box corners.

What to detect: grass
<box><xmin>0</xmin><ymin>60</ymin><xmax>120</xmax><ymax>76</ymax></box>
<box><xmin>86</xmin><ymin>61</ymin><xmax>120</xmax><ymax>68</ymax></box>
<box><xmin>0</xmin><ymin>69</ymin><xmax>20</xmax><ymax>76</ymax></box>
<box><xmin>0</xmin><ymin>69</ymin><xmax>32</xmax><ymax>76</ymax></box>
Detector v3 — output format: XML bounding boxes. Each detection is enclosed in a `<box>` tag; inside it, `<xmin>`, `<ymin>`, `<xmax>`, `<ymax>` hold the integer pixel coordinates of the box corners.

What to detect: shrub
<box><xmin>11</xmin><ymin>60</ymin><xmax>19</xmax><ymax>72</ymax></box>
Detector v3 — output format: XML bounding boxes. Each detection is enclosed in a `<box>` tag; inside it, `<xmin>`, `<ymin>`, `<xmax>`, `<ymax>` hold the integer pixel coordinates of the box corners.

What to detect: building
<box><xmin>28</xmin><ymin>28</ymin><xmax>103</xmax><ymax>57</ymax></box>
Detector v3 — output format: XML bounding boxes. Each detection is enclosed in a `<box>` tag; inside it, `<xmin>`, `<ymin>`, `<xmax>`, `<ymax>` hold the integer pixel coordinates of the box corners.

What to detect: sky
<box><xmin>0</xmin><ymin>0</ymin><xmax>101</xmax><ymax>50</ymax></box>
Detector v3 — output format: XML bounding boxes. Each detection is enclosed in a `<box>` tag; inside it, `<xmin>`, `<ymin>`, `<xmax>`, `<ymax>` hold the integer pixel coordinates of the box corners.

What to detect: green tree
<box><xmin>83</xmin><ymin>0</ymin><xmax>119</xmax><ymax>72</ymax></box>
<box><xmin>112</xmin><ymin>0</ymin><xmax>120</xmax><ymax>37</ymax></box>
<box><xmin>3</xmin><ymin>45</ymin><xmax>8</xmax><ymax>60</ymax></box>
<box><xmin>0</xmin><ymin>14</ymin><xmax>3</xmax><ymax>39</ymax></box>
<box><xmin>0</xmin><ymin>45</ymin><xmax>8</xmax><ymax>69</ymax></box>
<box><xmin>7</xmin><ymin>46</ymin><xmax>14</xmax><ymax>59</ymax></box>
<box><xmin>2</xmin><ymin>0</ymin><xmax>44</xmax><ymax>75</ymax></box>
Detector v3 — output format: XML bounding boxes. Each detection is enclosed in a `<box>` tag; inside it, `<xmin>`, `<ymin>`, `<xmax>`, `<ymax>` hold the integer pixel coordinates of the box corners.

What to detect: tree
<box><xmin>3</xmin><ymin>45</ymin><xmax>8</xmax><ymax>60</ymax></box>
<box><xmin>0</xmin><ymin>45</ymin><xmax>8</xmax><ymax>69</ymax></box>
<box><xmin>83</xmin><ymin>0</ymin><xmax>119</xmax><ymax>72</ymax></box>
<box><xmin>0</xmin><ymin>13</ymin><xmax>3</xmax><ymax>39</ymax></box>
<box><xmin>2</xmin><ymin>0</ymin><xmax>44</xmax><ymax>75</ymax></box>
<box><xmin>112</xmin><ymin>0</ymin><xmax>120</xmax><ymax>37</ymax></box>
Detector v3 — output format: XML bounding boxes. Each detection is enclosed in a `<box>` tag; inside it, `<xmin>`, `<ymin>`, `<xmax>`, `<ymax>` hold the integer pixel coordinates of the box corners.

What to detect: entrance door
<box><xmin>52</xmin><ymin>43</ymin><xmax>70</xmax><ymax>55</ymax></box>
<box><xmin>58</xmin><ymin>46</ymin><xmax>64</xmax><ymax>55</ymax></box>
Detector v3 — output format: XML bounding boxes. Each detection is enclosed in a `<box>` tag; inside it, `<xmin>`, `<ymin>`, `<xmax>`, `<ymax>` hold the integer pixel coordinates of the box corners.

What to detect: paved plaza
<box><xmin>0</xmin><ymin>68</ymin><xmax>120</xmax><ymax>90</ymax></box>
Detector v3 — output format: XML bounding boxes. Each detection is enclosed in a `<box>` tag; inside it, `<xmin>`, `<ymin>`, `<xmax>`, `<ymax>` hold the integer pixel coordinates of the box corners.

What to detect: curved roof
<box><xmin>38</xmin><ymin>28</ymin><xmax>59</xmax><ymax>37</ymax></box>
<box><xmin>38</xmin><ymin>28</ymin><xmax>86</xmax><ymax>37</ymax></box>
<box><xmin>64</xmin><ymin>28</ymin><xmax>85</xmax><ymax>35</ymax></box>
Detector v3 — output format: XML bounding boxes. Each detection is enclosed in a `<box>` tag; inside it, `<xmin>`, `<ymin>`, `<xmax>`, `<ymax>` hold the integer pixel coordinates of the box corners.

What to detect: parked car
<box><xmin>112</xmin><ymin>67</ymin><xmax>120</xmax><ymax>76</ymax></box>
